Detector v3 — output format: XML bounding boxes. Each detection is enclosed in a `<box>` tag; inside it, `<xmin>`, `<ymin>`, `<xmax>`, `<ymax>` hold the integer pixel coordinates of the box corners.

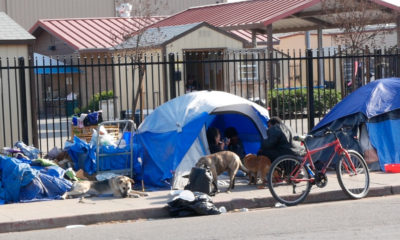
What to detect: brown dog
<box><xmin>243</xmin><ymin>154</ymin><xmax>272</xmax><ymax>186</ymax></box>
<box><xmin>195</xmin><ymin>151</ymin><xmax>248</xmax><ymax>193</ymax></box>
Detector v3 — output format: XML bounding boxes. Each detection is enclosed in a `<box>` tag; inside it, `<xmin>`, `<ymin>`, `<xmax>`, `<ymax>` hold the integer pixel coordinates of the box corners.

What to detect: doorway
<box><xmin>184</xmin><ymin>49</ymin><xmax>225</xmax><ymax>92</ymax></box>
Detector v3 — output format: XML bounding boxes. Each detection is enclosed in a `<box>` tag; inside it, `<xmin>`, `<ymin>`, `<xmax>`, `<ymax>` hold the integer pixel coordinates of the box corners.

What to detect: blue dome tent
<box><xmin>136</xmin><ymin>91</ymin><xmax>270</xmax><ymax>189</ymax></box>
<box><xmin>311</xmin><ymin>77</ymin><xmax>400</xmax><ymax>171</ymax></box>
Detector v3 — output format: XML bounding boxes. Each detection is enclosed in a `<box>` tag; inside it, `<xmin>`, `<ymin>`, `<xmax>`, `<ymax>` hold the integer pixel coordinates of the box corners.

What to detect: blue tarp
<box><xmin>313</xmin><ymin>77</ymin><xmax>400</xmax><ymax>131</ymax></box>
<box><xmin>367</xmin><ymin>113</ymin><xmax>400</xmax><ymax>170</ymax></box>
<box><xmin>0</xmin><ymin>155</ymin><xmax>72</xmax><ymax>204</ymax></box>
<box><xmin>136</xmin><ymin>91</ymin><xmax>270</xmax><ymax>188</ymax></box>
<box><xmin>66</xmin><ymin>135</ymin><xmax>142</xmax><ymax>178</ymax></box>
<box><xmin>311</xmin><ymin>78</ymin><xmax>400</xmax><ymax>171</ymax></box>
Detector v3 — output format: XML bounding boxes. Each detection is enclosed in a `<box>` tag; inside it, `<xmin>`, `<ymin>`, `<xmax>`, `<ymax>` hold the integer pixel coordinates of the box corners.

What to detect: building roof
<box><xmin>29</xmin><ymin>16</ymin><xmax>165</xmax><ymax>50</ymax></box>
<box><xmin>151</xmin><ymin>0</ymin><xmax>399</xmax><ymax>34</ymax></box>
<box><xmin>115</xmin><ymin>22</ymin><xmax>247</xmax><ymax>49</ymax></box>
<box><xmin>0</xmin><ymin>12</ymin><xmax>35</xmax><ymax>42</ymax></box>
<box><xmin>152</xmin><ymin>0</ymin><xmax>321</xmax><ymax>31</ymax></box>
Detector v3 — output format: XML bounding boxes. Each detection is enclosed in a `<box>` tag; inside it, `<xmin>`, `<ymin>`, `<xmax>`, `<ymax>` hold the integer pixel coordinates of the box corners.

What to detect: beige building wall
<box><xmin>0</xmin><ymin>0</ymin><xmax>115</xmax><ymax>30</ymax></box>
<box><xmin>0</xmin><ymin>0</ymin><xmax>226</xmax><ymax>30</ymax></box>
<box><xmin>275</xmin><ymin>33</ymin><xmax>336</xmax><ymax>90</ymax></box>
<box><xmin>166</xmin><ymin>25</ymin><xmax>244</xmax><ymax>95</ymax></box>
<box><xmin>277</xmin><ymin>33</ymin><xmax>334</xmax><ymax>54</ymax></box>
<box><xmin>166</xmin><ymin>26</ymin><xmax>243</xmax><ymax>52</ymax></box>
<box><xmin>0</xmin><ymin>44</ymin><xmax>33</xmax><ymax>147</ymax></box>
<box><xmin>113</xmin><ymin>49</ymin><xmax>164</xmax><ymax>118</ymax></box>
<box><xmin>113</xmin><ymin>25</ymin><xmax>244</xmax><ymax>115</ymax></box>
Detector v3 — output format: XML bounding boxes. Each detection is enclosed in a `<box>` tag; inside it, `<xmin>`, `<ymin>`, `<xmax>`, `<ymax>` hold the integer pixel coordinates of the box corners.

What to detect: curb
<box><xmin>1</xmin><ymin>185</ymin><xmax>399</xmax><ymax>233</ymax></box>
<box><xmin>0</xmin><ymin>207</ymin><xmax>170</xmax><ymax>233</ymax></box>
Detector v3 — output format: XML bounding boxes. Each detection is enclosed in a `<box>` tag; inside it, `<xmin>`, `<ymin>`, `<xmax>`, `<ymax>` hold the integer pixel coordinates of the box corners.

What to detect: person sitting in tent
<box><xmin>207</xmin><ymin>127</ymin><xmax>225</xmax><ymax>154</ymax></box>
<box><xmin>224</xmin><ymin>127</ymin><xmax>245</xmax><ymax>160</ymax></box>
<box><xmin>258</xmin><ymin>117</ymin><xmax>304</xmax><ymax>162</ymax></box>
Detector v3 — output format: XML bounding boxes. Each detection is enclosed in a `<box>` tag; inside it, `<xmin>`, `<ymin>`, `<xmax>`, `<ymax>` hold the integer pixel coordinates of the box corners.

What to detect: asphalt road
<box><xmin>2</xmin><ymin>195</ymin><xmax>400</xmax><ymax>240</ymax></box>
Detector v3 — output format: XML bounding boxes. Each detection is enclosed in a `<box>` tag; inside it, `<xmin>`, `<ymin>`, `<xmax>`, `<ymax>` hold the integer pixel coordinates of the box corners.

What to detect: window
<box><xmin>238</xmin><ymin>63</ymin><xmax>258</xmax><ymax>81</ymax></box>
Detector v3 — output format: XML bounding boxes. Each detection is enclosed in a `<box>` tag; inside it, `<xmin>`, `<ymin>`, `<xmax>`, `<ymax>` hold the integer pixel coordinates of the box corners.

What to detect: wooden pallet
<box><xmin>71</xmin><ymin>124</ymin><xmax>119</xmax><ymax>142</ymax></box>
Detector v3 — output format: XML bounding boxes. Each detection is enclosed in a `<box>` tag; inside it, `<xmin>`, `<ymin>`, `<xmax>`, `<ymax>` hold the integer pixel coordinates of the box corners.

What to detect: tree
<box><xmin>112</xmin><ymin>0</ymin><xmax>168</xmax><ymax>122</ymax></box>
<box><xmin>321</xmin><ymin>0</ymin><xmax>396</xmax><ymax>53</ymax></box>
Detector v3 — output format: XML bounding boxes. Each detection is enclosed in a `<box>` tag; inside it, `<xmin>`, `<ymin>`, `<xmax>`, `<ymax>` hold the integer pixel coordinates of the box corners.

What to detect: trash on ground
<box><xmin>274</xmin><ymin>202</ymin><xmax>287</xmax><ymax>208</ymax></box>
<box><xmin>167</xmin><ymin>191</ymin><xmax>221</xmax><ymax>217</ymax></box>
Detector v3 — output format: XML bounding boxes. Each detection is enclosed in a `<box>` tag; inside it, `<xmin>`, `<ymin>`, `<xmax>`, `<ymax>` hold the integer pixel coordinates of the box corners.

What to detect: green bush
<box><xmin>79</xmin><ymin>90</ymin><xmax>114</xmax><ymax>114</ymax></box>
<box><xmin>269</xmin><ymin>88</ymin><xmax>341</xmax><ymax>118</ymax></box>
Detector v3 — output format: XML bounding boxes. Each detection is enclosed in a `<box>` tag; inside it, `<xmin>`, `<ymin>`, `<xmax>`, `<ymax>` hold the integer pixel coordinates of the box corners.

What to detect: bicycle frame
<box><xmin>290</xmin><ymin>134</ymin><xmax>357</xmax><ymax>182</ymax></box>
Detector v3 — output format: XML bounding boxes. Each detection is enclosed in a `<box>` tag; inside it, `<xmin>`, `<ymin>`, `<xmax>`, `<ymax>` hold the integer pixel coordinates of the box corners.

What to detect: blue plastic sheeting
<box><xmin>0</xmin><ymin>156</ymin><xmax>37</xmax><ymax>203</ymax></box>
<box><xmin>0</xmin><ymin>156</ymin><xmax>71</xmax><ymax>204</ymax></box>
<box><xmin>19</xmin><ymin>173</ymin><xmax>72</xmax><ymax>202</ymax></box>
<box><xmin>136</xmin><ymin>91</ymin><xmax>270</xmax><ymax>188</ymax></box>
<box><xmin>310</xmin><ymin>78</ymin><xmax>400</xmax><ymax>171</ymax></box>
<box><xmin>313</xmin><ymin>77</ymin><xmax>400</xmax><ymax>131</ymax></box>
<box><xmin>66</xmin><ymin>136</ymin><xmax>142</xmax><ymax>179</ymax></box>
<box><xmin>14</xmin><ymin>141</ymin><xmax>40</xmax><ymax>160</ymax></box>
<box><xmin>138</xmin><ymin>113</ymin><xmax>208</xmax><ymax>187</ymax></box>
<box><xmin>66</xmin><ymin>136</ymin><xmax>91</xmax><ymax>173</ymax></box>
<box><xmin>367</xmin><ymin>119</ymin><xmax>400</xmax><ymax>170</ymax></box>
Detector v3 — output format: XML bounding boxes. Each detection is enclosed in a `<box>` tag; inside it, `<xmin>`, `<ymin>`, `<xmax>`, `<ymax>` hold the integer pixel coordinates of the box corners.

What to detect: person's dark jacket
<box><xmin>209</xmin><ymin>143</ymin><xmax>222</xmax><ymax>154</ymax></box>
<box><xmin>227</xmin><ymin>139</ymin><xmax>245</xmax><ymax>159</ymax></box>
<box><xmin>259</xmin><ymin>123</ymin><xmax>304</xmax><ymax>161</ymax></box>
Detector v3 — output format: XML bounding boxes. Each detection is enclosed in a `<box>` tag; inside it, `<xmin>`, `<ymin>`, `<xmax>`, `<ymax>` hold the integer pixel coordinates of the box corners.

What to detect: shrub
<box><xmin>79</xmin><ymin>90</ymin><xmax>114</xmax><ymax>114</ymax></box>
<box><xmin>269</xmin><ymin>88</ymin><xmax>341</xmax><ymax>118</ymax></box>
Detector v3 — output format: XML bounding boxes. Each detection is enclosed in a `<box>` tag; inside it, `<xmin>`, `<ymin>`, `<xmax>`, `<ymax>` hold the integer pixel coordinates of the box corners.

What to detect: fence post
<box><xmin>168</xmin><ymin>53</ymin><xmax>176</xmax><ymax>99</ymax></box>
<box><xmin>306</xmin><ymin>49</ymin><xmax>315</xmax><ymax>132</ymax></box>
<box><xmin>18</xmin><ymin>57</ymin><xmax>29</xmax><ymax>144</ymax></box>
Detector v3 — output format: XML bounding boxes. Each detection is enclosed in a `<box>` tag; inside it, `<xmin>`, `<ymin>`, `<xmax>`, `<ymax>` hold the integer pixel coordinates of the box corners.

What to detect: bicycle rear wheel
<box><xmin>267</xmin><ymin>155</ymin><xmax>311</xmax><ymax>206</ymax></box>
<box><xmin>336</xmin><ymin>150</ymin><xmax>370</xmax><ymax>199</ymax></box>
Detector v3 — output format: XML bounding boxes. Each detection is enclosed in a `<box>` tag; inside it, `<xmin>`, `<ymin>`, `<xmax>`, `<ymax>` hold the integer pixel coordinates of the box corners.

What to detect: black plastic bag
<box><xmin>167</xmin><ymin>191</ymin><xmax>221</xmax><ymax>217</ymax></box>
<box><xmin>184</xmin><ymin>167</ymin><xmax>216</xmax><ymax>196</ymax></box>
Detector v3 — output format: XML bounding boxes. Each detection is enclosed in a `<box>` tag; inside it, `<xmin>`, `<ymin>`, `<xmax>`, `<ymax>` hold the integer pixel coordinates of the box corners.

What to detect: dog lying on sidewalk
<box><xmin>64</xmin><ymin>175</ymin><xmax>148</xmax><ymax>199</ymax></box>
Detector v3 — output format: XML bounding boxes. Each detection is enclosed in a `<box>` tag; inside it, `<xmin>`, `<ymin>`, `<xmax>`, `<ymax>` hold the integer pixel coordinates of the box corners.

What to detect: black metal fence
<box><xmin>0</xmin><ymin>47</ymin><xmax>399</xmax><ymax>154</ymax></box>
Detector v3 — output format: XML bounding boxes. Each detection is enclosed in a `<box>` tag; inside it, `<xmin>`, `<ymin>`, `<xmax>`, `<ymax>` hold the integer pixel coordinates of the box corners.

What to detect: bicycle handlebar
<box><xmin>293</xmin><ymin>126</ymin><xmax>353</xmax><ymax>142</ymax></box>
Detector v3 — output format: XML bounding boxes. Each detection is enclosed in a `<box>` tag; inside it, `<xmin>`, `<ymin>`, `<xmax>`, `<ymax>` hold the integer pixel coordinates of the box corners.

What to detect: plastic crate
<box><xmin>384</xmin><ymin>164</ymin><xmax>400</xmax><ymax>173</ymax></box>
<box><xmin>71</xmin><ymin>124</ymin><xmax>119</xmax><ymax>142</ymax></box>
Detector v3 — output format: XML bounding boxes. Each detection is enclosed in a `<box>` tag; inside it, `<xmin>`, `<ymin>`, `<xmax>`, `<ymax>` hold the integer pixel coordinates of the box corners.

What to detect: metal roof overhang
<box><xmin>219</xmin><ymin>1</ymin><xmax>398</xmax><ymax>34</ymax></box>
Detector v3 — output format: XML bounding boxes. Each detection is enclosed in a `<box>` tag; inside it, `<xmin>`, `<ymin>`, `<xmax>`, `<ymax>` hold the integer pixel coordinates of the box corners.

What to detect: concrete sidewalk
<box><xmin>0</xmin><ymin>171</ymin><xmax>400</xmax><ymax>233</ymax></box>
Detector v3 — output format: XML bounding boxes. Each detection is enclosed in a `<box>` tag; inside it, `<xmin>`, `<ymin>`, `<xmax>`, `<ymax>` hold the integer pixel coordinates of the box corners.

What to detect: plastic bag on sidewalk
<box><xmin>167</xmin><ymin>190</ymin><xmax>221</xmax><ymax>217</ymax></box>
<box><xmin>184</xmin><ymin>167</ymin><xmax>216</xmax><ymax>196</ymax></box>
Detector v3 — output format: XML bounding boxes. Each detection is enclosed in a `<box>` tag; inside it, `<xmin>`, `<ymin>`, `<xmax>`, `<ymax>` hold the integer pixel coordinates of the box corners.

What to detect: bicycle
<box><xmin>267</xmin><ymin>128</ymin><xmax>370</xmax><ymax>206</ymax></box>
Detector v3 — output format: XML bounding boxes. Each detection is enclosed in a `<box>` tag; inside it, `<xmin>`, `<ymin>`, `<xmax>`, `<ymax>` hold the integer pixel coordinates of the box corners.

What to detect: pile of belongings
<box><xmin>0</xmin><ymin>142</ymin><xmax>73</xmax><ymax>204</ymax></box>
<box><xmin>72</xmin><ymin>111</ymin><xmax>103</xmax><ymax>128</ymax></box>
<box><xmin>65</xmin><ymin>126</ymin><xmax>143</xmax><ymax>181</ymax></box>
<box><xmin>167</xmin><ymin>190</ymin><xmax>221</xmax><ymax>217</ymax></box>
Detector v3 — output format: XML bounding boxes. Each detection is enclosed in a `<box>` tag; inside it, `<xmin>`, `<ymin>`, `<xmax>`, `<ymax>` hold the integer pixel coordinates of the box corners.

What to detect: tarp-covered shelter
<box><xmin>312</xmin><ymin>77</ymin><xmax>400</xmax><ymax>171</ymax></box>
<box><xmin>136</xmin><ymin>91</ymin><xmax>270</xmax><ymax>189</ymax></box>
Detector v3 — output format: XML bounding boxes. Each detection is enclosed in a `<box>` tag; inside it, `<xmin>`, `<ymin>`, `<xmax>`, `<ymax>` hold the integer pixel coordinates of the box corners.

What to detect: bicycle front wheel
<box><xmin>268</xmin><ymin>155</ymin><xmax>311</xmax><ymax>206</ymax></box>
<box><xmin>336</xmin><ymin>150</ymin><xmax>370</xmax><ymax>199</ymax></box>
